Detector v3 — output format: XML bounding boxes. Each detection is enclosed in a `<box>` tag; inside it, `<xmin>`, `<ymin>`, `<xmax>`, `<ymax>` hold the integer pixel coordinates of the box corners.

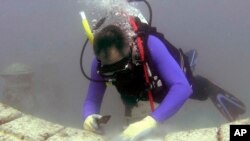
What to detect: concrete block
<box><xmin>165</xmin><ymin>127</ymin><xmax>218</xmax><ymax>141</ymax></box>
<box><xmin>0</xmin><ymin>103</ymin><xmax>22</xmax><ymax>125</ymax></box>
<box><xmin>47</xmin><ymin>127</ymin><xmax>106</xmax><ymax>141</ymax></box>
<box><xmin>218</xmin><ymin>118</ymin><xmax>250</xmax><ymax>141</ymax></box>
<box><xmin>0</xmin><ymin>115</ymin><xmax>64</xmax><ymax>141</ymax></box>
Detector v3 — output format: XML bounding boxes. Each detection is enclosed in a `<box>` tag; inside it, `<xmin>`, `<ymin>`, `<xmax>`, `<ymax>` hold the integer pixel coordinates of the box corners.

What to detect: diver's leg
<box><xmin>181</xmin><ymin>49</ymin><xmax>209</xmax><ymax>100</ymax></box>
<box><xmin>190</xmin><ymin>75</ymin><xmax>210</xmax><ymax>101</ymax></box>
<box><xmin>183</xmin><ymin>49</ymin><xmax>245</xmax><ymax>121</ymax></box>
<box><xmin>204</xmin><ymin>76</ymin><xmax>246</xmax><ymax>121</ymax></box>
<box><xmin>191</xmin><ymin>75</ymin><xmax>246</xmax><ymax>121</ymax></box>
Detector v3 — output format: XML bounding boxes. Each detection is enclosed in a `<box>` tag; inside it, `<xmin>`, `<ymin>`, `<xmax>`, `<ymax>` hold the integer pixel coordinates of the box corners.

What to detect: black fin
<box><xmin>207</xmin><ymin>80</ymin><xmax>246</xmax><ymax>122</ymax></box>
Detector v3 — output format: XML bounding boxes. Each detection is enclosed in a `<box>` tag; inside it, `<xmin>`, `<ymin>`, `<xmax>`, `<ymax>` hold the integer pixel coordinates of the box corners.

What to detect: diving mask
<box><xmin>97</xmin><ymin>51</ymin><xmax>134</xmax><ymax>78</ymax></box>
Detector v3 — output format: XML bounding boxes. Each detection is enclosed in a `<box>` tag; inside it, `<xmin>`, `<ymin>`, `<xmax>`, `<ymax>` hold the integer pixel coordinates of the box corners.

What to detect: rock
<box><xmin>0</xmin><ymin>115</ymin><xmax>64</xmax><ymax>141</ymax></box>
<box><xmin>2</xmin><ymin>101</ymin><xmax>249</xmax><ymax>141</ymax></box>
<box><xmin>165</xmin><ymin>127</ymin><xmax>218</xmax><ymax>141</ymax></box>
<box><xmin>0</xmin><ymin>103</ymin><xmax>22</xmax><ymax>125</ymax></box>
<box><xmin>0</xmin><ymin>102</ymin><xmax>107</xmax><ymax>141</ymax></box>
<box><xmin>218</xmin><ymin>118</ymin><xmax>250</xmax><ymax>141</ymax></box>
<box><xmin>0</xmin><ymin>130</ymin><xmax>23</xmax><ymax>141</ymax></box>
<box><xmin>164</xmin><ymin>118</ymin><xmax>250</xmax><ymax>141</ymax></box>
<box><xmin>47</xmin><ymin>127</ymin><xmax>105</xmax><ymax>141</ymax></box>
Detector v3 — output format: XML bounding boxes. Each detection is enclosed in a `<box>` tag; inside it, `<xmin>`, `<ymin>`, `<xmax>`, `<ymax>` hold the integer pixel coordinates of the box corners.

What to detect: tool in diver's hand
<box><xmin>96</xmin><ymin>115</ymin><xmax>111</xmax><ymax>126</ymax></box>
<box><xmin>95</xmin><ymin>115</ymin><xmax>111</xmax><ymax>135</ymax></box>
<box><xmin>83</xmin><ymin>114</ymin><xmax>111</xmax><ymax>134</ymax></box>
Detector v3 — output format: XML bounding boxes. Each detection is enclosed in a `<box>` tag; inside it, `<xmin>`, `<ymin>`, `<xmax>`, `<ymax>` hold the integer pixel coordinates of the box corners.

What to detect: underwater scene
<box><xmin>0</xmin><ymin>0</ymin><xmax>250</xmax><ymax>141</ymax></box>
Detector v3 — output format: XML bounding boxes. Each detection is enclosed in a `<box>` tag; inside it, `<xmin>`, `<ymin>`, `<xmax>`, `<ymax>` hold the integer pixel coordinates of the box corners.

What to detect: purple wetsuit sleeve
<box><xmin>82</xmin><ymin>58</ymin><xmax>106</xmax><ymax>119</ymax></box>
<box><xmin>147</xmin><ymin>35</ymin><xmax>193</xmax><ymax>122</ymax></box>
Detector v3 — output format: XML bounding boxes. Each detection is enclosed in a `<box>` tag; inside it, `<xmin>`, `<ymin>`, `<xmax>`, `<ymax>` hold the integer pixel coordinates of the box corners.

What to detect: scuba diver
<box><xmin>80</xmin><ymin>1</ymin><xmax>246</xmax><ymax>140</ymax></box>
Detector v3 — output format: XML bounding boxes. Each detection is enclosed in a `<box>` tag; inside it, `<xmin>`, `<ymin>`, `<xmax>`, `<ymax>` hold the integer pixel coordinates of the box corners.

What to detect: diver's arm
<box><xmin>147</xmin><ymin>35</ymin><xmax>193</xmax><ymax>122</ymax></box>
<box><xmin>82</xmin><ymin>58</ymin><xmax>107</xmax><ymax>119</ymax></box>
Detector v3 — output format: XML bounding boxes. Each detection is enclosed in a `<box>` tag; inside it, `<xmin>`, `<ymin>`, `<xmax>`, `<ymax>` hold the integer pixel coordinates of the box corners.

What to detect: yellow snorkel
<box><xmin>79</xmin><ymin>11</ymin><xmax>94</xmax><ymax>44</ymax></box>
<box><xmin>79</xmin><ymin>11</ymin><xmax>108</xmax><ymax>83</ymax></box>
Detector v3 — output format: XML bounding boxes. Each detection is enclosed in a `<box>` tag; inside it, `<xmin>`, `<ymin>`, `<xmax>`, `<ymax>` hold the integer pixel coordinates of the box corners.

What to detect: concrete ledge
<box><xmin>0</xmin><ymin>102</ymin><xmax>106</xmax><ymax>141</ymax></box>
<box><xmin>1</xmin><ymin>102</ymin><xmax>249</xmax><ymax>141</ymax></box>
<box><xmin>0</xmin><ymin>115</ymin><xmax>64</xmax><ymax>141</ymax></box>
<box><xmin>218</xmin><ymin>118</ymin><xmax>250</xmax><ymax>141</ymax></box>
<box><xmin>0</xmin><ymin>103</ymin><xmax>22</xmax><ymax>125</ymax></box>
<box><xmin>165</xmin><ymin>127</ymin><xmax>218</xmax><ymax>141</ymax></box>
<box><xmin>0</xmin><ymin>130</ymin><xmax>24</xmax><ymax>141</ymax></box>
<box><xmin>165</xmin><ymin>118</ymin><xmax>250</xmax><ymax>141</ymax></box>
<box><xmin>47</xmin><ymin>127</ymin><xmax>105</xmax><ymax>141</ymax></box>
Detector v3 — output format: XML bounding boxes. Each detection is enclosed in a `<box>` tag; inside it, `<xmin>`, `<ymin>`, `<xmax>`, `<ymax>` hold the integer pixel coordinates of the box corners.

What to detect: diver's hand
<box><xmin>119</xmin><ymin>116</ymin><xmax>157</xmax><ymax>141</ymax></box>
<box><xmin>83</xmin><ymin>114</ymin><xmax>103</xmax><ymax>132</ymax></box>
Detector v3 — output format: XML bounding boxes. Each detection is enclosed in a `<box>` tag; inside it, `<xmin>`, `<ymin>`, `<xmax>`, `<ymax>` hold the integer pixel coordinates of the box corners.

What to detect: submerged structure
<box><xmin>0</xmin><ymin>102</ymin><xmax>105</xmax><ymax>141</ymax></box>
<box><xmin>0</xmin><ymin>102</ymin><xmax>249</xmax><ymax>141</ymax></box>
<box><xmin>0</xmin><ymin>63</ymin><xmax>36</xmax><ymax>113</ymax></box>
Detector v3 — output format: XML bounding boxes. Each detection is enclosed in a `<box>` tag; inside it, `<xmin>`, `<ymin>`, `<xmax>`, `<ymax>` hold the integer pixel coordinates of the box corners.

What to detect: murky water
<box><xmin>0</xmin><ymin>0</ymin><xmax>250</xmax><ymax>140</ymax></box>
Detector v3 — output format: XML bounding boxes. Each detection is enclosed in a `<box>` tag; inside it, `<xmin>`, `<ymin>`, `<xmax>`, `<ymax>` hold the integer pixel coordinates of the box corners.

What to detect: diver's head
<box><xmin>93</xmin><ymin>25</ymin><xmax>130</xmax><ymax>65</ymax></box>
<box><xmin>94</xmin><ymin>25</ymin><xmax>135</xmax><ymax>78</ymax></box>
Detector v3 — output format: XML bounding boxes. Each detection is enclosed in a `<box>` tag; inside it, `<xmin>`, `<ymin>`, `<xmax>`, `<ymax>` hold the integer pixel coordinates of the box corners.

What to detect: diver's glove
<box><xmin>120</xmin><ymin>116</ymin><xmax>157</xmax><ymax>141</ymax></box>
<box><xmin>83</xmin><ymin>114</ymin><xmax>103</xmax><ymax>132</ymax></box>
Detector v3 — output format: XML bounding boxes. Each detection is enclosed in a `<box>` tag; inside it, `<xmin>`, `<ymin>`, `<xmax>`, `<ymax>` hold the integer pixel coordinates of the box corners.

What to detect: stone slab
<box><xmin>219</xmin><ymin>118</ymin><xmax>250</xmax><ymax>141</ymax></box>
<box><xmin>0</xmin><ymin>103</ymin><xmax>22</xmax><ymax>125</ymax></box>
<box><xmin>165</xmin><ymin>127</ymin><xmax>218</xmax><ymax>141</ymax></box>
<box><xmin>47</xmin><ymin>127</ymin><xmax>105</xmax><ymax>141</ymax></box>
<box><xmin>0</xmin><ymin>115</ymin><xmax>64</xmax><ymax>141</ymax></box>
